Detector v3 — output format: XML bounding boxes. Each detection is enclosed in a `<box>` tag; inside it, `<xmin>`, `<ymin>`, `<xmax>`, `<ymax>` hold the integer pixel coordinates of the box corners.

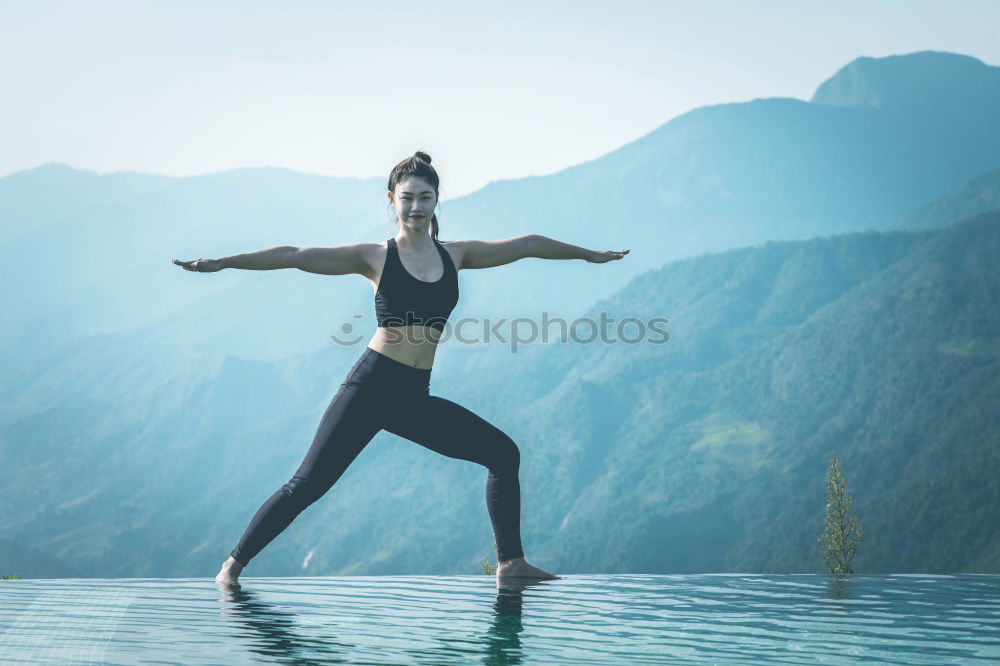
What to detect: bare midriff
<box><xmin>367</xmin><ymin>326</ymin><xmax>442</xmax><ymax>369</ymax></box>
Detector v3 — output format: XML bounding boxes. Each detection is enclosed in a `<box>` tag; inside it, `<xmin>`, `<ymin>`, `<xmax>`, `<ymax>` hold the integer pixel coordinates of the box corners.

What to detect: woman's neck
<box><xmin>396</xmin><ymin>232</ymin><xmax>435</xmax><ymax>251</ymax></box>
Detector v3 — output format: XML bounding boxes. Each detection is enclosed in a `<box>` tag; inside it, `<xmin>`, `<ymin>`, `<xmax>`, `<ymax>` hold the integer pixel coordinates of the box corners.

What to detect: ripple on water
<box><xmin>0</xmin><ymin>574</ymin><xmax>998</xmax><ymax>664</ymax></box>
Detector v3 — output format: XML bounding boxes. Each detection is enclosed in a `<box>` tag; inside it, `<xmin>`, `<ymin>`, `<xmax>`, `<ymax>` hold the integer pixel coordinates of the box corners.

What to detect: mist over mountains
<box><xmin>4</xmin><ymin>49</ymin><xmax>1000</xmax><ymax>366</ymax></box>
<box><xmin>2</xmin><ymin>50</ymin><xmax>998</xmax><ymax>578</ymax></box>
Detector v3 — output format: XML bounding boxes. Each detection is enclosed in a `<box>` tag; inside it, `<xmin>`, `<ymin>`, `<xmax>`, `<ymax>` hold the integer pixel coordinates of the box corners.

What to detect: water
<box><xmin>0</xmin><ymin>574</ymin><xmax>998</xmax><ymax>664</ymax></box>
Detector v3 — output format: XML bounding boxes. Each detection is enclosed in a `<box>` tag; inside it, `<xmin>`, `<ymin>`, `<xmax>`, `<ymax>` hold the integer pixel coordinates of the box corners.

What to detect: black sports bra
<box><xmin>374</xmin><ymin>237</ymin><xmax>459</xmax><ymax>332</ymax></box>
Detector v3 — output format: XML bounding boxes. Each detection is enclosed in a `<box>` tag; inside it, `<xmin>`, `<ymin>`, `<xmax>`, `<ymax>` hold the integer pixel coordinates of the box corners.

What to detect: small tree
<box><xmin>481</xmin><ymin>542</ymin><xmax>498</xmax><ymax>575</ymax></box>
<box><xmin>818</xmin><ymin>450</ymin><xmax>864</xmax><ymax>574</ymax></box>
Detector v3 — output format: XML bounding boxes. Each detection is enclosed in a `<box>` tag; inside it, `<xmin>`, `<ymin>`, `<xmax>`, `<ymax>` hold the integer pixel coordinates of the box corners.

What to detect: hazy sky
<box><xmin>2</xmin><ymin>0</ymin><xmax>998</xmax><ymax>198</ymax></box>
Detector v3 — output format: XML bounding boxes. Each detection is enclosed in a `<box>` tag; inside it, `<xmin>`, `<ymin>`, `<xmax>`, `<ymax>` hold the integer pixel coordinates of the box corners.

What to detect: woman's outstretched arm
<box><xmin>524</xmin><ymin>235</ymin><xmax>629</xmax><ymax>263</ymax></box>
<box><xmin>172</xmin><ymin>243</ymin><xmax>374</xmax><ymax>275</ymax></box>
<box><xmin>453</xmin><ymin>234</ymin><xmax>629</xmax><ymax>270</ymax></box>
<box><xmin>172</xmin><ymin>245</ymin><xmax>295</xmax><ymax>272</ymax></box>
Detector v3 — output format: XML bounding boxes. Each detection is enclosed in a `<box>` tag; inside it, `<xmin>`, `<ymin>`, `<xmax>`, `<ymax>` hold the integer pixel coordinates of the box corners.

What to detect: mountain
<box><xmin>0</xmin><ymin>537</ymin><xmax>84</xmax><ymax>579</ymax></box>
<box><xmin>810</xmin><ymin>50</ymin><xmax>1000</xmax><ymax>112</ymax></box>
<box><xmin>1</xmin><ymin>208</ymin><xmax>996</xmax><ymax>577</ymax></box>
<box><xmin>4</xmin><ymin>50</ymin><xmax>1000</xmax><ymax>577</ymax></box>
<box><xmin>2</xmin><ymin>50</ymin><xmax>1000</xmax><ymax>368</ymax></box>
<box><xmin>0</xmin><ymin>165</ymin><xmax>388</xmax><ymax>369</ymax></box>
<box><xmin>534</xmin><ymin>210</ymin><xmax>1000</xmax><ymax>573</ymax></box>
<box><xmin>0</xmin><ymin>163</ymin><xmax>173</xmax><ymax>245</ymax></box>
<box><xmin>894</xmin><ymin>166</ymin><xmax>1000</xmax><ymax>231</ymax></box>
<box><xmin>442</xmin><ymin>50</ymin><xmax>1000</xmax><ymax>316</ymax></box>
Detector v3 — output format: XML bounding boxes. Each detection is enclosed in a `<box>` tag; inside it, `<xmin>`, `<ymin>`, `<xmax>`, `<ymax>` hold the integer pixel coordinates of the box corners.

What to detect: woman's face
<box><xmin>389</xmin><ymin>176</ymin><xmax>437</xmax><ymax>230</ymax></box>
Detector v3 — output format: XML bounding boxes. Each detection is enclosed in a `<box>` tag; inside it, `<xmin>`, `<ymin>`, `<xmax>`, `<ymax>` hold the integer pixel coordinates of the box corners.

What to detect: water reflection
<box><xmin>486</xmin><ymin>584</ymin><xmax>529</xmax><ymax>666</ymax></box>
<box><xmin>1</xmin><ymin>574</ymin><xmax>998</xmax><ymax>664</ymax></box>
<box><xmin>217</xmin><ymin>584</ymin><xmax>354</xmax><ymax>663</ymax></box>
<box><xmin>215</xmin><ymin>577</ymin><xmax>550</xmax><ymax>665</ymax></box>
<box><xmin>825</xmin><ymin>572</ymin><xmax>854</xmax><ymax>600</ymax></box>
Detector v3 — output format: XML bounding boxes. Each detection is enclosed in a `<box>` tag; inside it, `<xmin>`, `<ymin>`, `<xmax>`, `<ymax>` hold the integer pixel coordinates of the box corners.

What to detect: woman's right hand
<box><xmin>172</xmin><ymin>258</ymin><xmax>224</xmax><ymax>272</ymax></box>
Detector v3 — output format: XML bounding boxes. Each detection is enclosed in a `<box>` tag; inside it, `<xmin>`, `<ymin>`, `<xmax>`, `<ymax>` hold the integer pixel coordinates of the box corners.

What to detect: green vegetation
<box><xmin>3</xmin><ymin>208</ymin><xmax>999</xmax><ymax>577</ymax></box>
<box><xmin>818</xmin><ymin>451</ymin><xmax>864</xmax><ymax>574</ymax></box>
<box><xmin>1</xmin><ymin>573</ymin><xmax>21</xmax><ymax>580</ymax></box>
<box><xmin>3</xmin><ymin>52</ymin><xmax>1000</xmax><ymax>578</ymax></box>
<box><xmin>481</xmin><ymin>542</ymin><xmax>497</xmax><ymax>575</ymax></box>
<box><xmin>937</xmin><ymin>337</ymin><xmax>1000</xmax><ymax>359</ymax></box>
<box><xmin>690</xmin><ymin>415</ymin><xmax>773</xmax><ymax>472</ymax></box>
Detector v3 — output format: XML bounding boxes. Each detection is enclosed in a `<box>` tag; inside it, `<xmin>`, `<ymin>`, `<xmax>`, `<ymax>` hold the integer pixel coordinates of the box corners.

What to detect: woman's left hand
<box><xmin>586</xmin><ymin>248</ymin><xmax>630</xmax><ymax>263</ymax></box>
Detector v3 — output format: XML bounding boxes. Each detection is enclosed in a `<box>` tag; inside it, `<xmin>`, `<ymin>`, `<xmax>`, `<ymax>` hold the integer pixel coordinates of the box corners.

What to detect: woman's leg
<box><xmin>229</xmin><ymin>382</ymin><xmax>385</xmax><ymax>567</ymax></box>
<box><xmin>383</xmin><ymin>395</ymin><xmax>525</xmax><ymax>563</ymax></box>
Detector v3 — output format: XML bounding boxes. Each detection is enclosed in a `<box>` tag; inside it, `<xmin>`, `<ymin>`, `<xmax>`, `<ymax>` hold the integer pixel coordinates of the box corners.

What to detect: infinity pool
<box><xmin>1</xmin><ymin>574</ymin><xmax>998</xmax><ymax>664</ymax></box>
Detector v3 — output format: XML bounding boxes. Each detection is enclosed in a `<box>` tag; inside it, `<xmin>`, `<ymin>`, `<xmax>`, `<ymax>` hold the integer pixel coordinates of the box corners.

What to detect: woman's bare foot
<box><xmin>214</xmin><ymin>556</ymin><xmax>244</xmax><ymax>586</ymax></box>
<box><xmin>495</xmin><ymin>556</ymin><xmax>561</xmax><ymax>581</ymax></box>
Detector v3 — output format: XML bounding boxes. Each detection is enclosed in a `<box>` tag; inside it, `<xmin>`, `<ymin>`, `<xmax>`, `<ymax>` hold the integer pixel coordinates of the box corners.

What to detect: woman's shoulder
<box><xmin>436</xmin><ymin>239</ymin><xmax>464</xmax><ymax>271</ymax></box>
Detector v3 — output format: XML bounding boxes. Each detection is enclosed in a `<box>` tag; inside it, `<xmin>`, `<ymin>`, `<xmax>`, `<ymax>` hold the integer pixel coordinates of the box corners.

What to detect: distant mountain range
<box><xmin>2</xmin><ymin>50</ymin><xmax>998</xmax><ymax>578</ymax></box>
<box><xmin>3</xmin><ymin>182</ymin><xmax>997</xmax><ymax>578</ymax></box>
<box><xmin>2</xmin><ymin>50</ymin><xmax>999</xmax><ymax>368</ymax></box>
<box><xmin>895</xmin><ymin>165</ymin><xmax>1000</xmax><ymax>231</ymax></box>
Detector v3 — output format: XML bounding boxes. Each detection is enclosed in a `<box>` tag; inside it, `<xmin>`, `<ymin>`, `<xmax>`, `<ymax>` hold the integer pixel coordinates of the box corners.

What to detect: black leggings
<box><xmin>230</xmin><ymin>346</ymin><xmax>525</xmax><ymax>567</ymax></box>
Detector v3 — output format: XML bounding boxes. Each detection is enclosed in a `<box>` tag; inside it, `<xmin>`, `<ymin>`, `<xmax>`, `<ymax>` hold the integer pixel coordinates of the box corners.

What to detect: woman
<box><xmin>173</xmin><ymin>151</ymin><xmax>629</xmax><ymax>585</ymax></box>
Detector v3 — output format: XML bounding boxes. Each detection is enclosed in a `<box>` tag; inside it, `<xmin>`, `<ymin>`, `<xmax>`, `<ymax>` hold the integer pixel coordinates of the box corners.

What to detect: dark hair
<box><xmin>387</xmin><ymin>150</ymin><xmax>441</xmax><ymax>241</ymax></box>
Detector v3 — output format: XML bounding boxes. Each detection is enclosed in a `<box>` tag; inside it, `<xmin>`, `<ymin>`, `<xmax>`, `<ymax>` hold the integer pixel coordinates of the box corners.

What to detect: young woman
<box><xmin>173</xmin><ymin>151</ymin><xmax>629</xmax><ymax>585</ymax></box>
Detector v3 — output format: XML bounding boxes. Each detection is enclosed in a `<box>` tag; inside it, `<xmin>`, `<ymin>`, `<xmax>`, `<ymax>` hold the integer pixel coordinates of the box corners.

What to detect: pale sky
<box><xmin>2</xmin><ymin>0</ymin><xmax>998</xmax><ymax>199</ymax></box>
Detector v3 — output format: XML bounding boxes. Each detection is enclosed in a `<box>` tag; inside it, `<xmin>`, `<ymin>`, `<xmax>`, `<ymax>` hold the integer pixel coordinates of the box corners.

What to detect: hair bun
<box><xmin>413</xmin><ymin>150</ymin><xmax>432</xmax><ymax>164</ymax></box>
